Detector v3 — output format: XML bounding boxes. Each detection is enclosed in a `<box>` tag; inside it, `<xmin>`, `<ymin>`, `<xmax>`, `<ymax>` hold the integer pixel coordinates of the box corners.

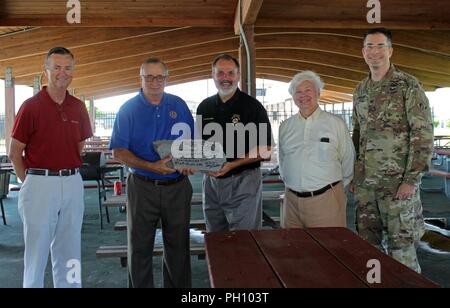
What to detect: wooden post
<box><xmin>89</xmin><ymin>97</ymin><xmax>95</xmax><ymax>134</ymax></box>
<box><xmin>33</xmin><ymin>75</ymin><xmax>41</xmax><ymax>95</ymax></box>
<box><xmin>5</xmin><ymin>67</ymin><xmax>15</xmax><ymax>155</ymax></box>
<box><xmin>239</xmin><ymin>24</ymin><xmax>256</xmax><ymax>98</ymax></box>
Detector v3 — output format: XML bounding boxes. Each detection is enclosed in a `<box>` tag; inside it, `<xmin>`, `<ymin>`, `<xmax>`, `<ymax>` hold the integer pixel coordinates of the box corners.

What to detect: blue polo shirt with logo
<box><xmin>110</xmin><ymin>90</ymin><xmax>194</xmax><ymax>180</ymax></box>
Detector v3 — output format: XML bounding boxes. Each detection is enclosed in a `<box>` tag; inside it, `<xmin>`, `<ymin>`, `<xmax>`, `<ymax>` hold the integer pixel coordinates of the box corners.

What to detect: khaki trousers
<box><xmin>281</xmin><ymin>182</ymin><xmax>347</xmax><ymax>228</ymax></box>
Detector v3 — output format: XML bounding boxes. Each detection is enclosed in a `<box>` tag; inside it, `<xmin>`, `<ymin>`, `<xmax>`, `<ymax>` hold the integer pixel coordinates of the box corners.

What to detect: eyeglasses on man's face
<box><xmin>363</xmin><ymin>43</ymin><xmax>391</xmax><ymax>50</ymax></box>
<box><xmin>141</xmin><ymin>75</ymin><xmax>167</xmax><ymax>82</ymax></box>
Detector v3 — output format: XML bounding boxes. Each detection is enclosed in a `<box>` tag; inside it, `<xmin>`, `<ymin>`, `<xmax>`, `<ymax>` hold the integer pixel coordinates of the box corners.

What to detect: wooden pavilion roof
<box><xmin>0</xmin><ymin>0</ymin><xmax>449</xmax><ymax>103</ymax></box>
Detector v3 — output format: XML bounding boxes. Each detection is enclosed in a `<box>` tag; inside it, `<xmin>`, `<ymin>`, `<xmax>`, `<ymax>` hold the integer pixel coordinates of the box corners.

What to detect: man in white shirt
<box><xmin>278</xmin><ymin>71</ymin><xmax>355</xmax><ymax>228</ymax></box>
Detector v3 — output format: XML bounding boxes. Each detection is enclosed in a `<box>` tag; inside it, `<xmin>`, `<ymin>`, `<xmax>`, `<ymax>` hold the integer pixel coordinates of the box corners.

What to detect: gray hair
<box><xmin>288</xmin><ymin>71</ymin><xmax>324</xmax><ymax>96</ymax></box>
<box><xmin>140</xmin><ymin>58</ymin><xmax>169</xmax><ymax>76</ymax></box>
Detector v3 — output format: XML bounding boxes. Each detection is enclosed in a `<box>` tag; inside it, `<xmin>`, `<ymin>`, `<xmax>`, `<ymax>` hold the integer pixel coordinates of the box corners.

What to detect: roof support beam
<box><xmin>4</xmin><ymin>67</ymin><xmax>15</xmax><ymax>154</ymax></box>
<box><xmin>234</xmin><ymin>0</ymin><xmax>264</xmax><ymax>35</ymax></box>
<box><xmin>33</xmin><ymin>75</ymin><xmax>41</xmax><ymax>94</ymax></box>
<box><xmin>239</xmin><ymin>24</ymin><xmax>256</xmax><ymax>97</ymax></box>
<box><xmin>235</xmin><ymin>1</ymin><xmax>262</xmax><ymax>97</ymax></box>
<box><xmin>88</xmin><ymin>97</ymin><xmax>95</xmax><ymax>134</ymax></box>
<box><xmin>255</xmin><ymin>19</ymin><xmax>450</xmax><ymax>30</ymax></box>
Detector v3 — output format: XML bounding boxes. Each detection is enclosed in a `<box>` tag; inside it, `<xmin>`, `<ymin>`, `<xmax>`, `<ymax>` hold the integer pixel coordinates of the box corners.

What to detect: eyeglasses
<box><xmin>141</xmin><ymin>75</ymin><xmax>167</xmax><ymax>82</ymax></box>
<box><xmin>363</xmin><ymin>44</ymin><xmax>391</xmax><ymax>50</ymax></box>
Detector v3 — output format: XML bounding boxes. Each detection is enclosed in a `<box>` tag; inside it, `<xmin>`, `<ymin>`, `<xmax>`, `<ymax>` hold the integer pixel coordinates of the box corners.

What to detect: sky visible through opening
<box><xmin>1</xmin><ymin>78</ymin><xmax>449</xmax><ymax>134</ymax></box>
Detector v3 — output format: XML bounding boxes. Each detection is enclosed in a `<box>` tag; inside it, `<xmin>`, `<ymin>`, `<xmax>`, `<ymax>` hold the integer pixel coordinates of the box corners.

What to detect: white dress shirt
<box><xmin>278</xmin><ymin>107</ymin><xmax>355</xmax><ymax>192</ymax></box>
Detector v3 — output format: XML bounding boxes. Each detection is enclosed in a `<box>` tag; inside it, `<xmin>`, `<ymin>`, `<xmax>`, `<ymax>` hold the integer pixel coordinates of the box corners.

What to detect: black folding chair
<box><xmin>262</xmin><ymin>165</ymin><xmax>281</xmax><ymax>229</ymax></box>
<box><xmin>0</xmin><ymin>155</ymin><xmax>11</xmax><ymax>225</ymax></box>
<box><xmin>79</xmin><ymin>152</ymin><xmax>109</xmax><ymax>229</ymax></box>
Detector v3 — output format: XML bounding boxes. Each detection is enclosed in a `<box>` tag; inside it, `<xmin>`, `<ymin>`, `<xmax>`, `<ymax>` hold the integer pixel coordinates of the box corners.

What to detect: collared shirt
<box><xmin>278</xmin><ymin>107</ymin><xmax>355</xmax><ymax>192</ymax></box>
<box><xmin>12</xmin><ymin>87</ymin><xmax>93</xmax><ymax>170</ymax></box>
<box><xmin>196</xmin><ymin>88</ymin><xmax>273</xmax><ymax>177</ymax></box>
<box><xmin>352</xmin><ymin>65</ymin><xmax>433</xmax><ymax>187</ymax></box>
<box><xmin>110</xmin><ymin>90</ymin><xmax>195</xmax><ymax>180</ymax></box>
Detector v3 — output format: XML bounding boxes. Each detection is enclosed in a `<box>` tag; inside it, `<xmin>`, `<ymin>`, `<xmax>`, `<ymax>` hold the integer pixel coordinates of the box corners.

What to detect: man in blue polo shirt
<box><xmin>110</xmin><ymin>58</ymin><xmax>195</xmax><ymax>288</ymax></box>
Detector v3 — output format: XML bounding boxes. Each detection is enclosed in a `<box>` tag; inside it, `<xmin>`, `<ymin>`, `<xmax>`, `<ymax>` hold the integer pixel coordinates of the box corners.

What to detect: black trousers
<box><xmin>127</xmin><ymin>173</ymin><xmax>193</xmax><ymax>288</ymax></box>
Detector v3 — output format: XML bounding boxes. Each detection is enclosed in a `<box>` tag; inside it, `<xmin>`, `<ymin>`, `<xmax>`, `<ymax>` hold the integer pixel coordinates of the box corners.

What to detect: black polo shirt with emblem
<box><xmin>196</xmin><ymin>88</ymin><xmax>273</xmax><ymax>177</ymax></box>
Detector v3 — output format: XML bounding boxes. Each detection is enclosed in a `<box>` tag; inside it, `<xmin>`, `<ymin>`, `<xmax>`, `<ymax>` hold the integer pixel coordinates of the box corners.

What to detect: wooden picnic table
<box><xmin>204</xmin><ymin>228</ymin><xmax>440</xmax><ymax>288</ymax></box>
<box><xmin>85</xmin><ymin>140</ymin><xmax>110</xmax><ymax>146</ymax></box>
<box><xmin>100</xmin><ymin>164</ymin><xmax>125</xmax><ymax>182</ymax></box>
<box><xmin>434</xmin><ymin>135</ymin><xmax>450</xmax><ymax>148</ymax></box>
<box><xmin>83</xmin><ymin>147</ymin><xmax>112</xmax><ymax>153</ymax></box>
<box><xmin>434</xmin><ymin>149</ymin><xmax>450</xmax><ymax>156</ymax></box>
<box><xmin>0</xmin><ymin>163</ymin><xmax>14</xmax><ymax>175</ymax></box>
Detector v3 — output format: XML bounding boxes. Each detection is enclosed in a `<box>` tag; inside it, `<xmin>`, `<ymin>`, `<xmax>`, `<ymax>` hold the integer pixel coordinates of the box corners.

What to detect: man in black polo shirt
<box><xmin>196</xmin><ymin>54</ymin><xmax>273</xmax><ymax>232</ymax></box>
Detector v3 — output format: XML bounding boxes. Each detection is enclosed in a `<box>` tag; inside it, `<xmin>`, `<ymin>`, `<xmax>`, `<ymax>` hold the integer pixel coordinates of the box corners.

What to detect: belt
<box><xmin>289</xmin><ymin>180</ymin><xmax>341</xmax><ymax>198</ymax></box>
<box><xmin>132</xmin><ymin>173</ymin><xmax>185</xmax><ymax>186</ymax></box>
<box><xmin>26</xmin><ymin>168</ymin><xmax>79</xmax><ymax>176</ymax></box>
<box><xmin>218</xmin><ymin>167</ymin><xmax>258</xmax><ymax>179</ymax></box>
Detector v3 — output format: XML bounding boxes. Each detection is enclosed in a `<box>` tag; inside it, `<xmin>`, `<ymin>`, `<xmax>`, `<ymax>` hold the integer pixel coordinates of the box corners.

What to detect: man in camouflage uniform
<box><xmin>351</xmin><ymin>28</ymin><xmax>433</xmax><ymax>273</ymax></box>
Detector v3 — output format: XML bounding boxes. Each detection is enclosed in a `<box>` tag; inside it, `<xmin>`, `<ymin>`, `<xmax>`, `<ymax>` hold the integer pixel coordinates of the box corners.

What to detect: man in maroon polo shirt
<box><xmin>9</xmin><ymin>47</ymin><xmax>93</xmax><ymax>288</ymax></box>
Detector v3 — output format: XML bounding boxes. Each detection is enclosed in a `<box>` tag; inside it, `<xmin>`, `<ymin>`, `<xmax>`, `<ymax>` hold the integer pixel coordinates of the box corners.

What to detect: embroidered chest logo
<box><xmin>169</xmin><ymin>111</ymin><xmax>178</xmax><ymax>119</ymax></box>
<box><xmin>357</xmin><ymin>94</ymin><xmax>368</xmax><ymax>104</ymax></box>
<box><xmin>231</xmin><ymin>114</ymin><xmax>241</xmax><ymax>125</ymax></box>
<box><xmin>388</xmin><ymin>81</ymin><xmax>399</xmax><ymax>94</ymax></box>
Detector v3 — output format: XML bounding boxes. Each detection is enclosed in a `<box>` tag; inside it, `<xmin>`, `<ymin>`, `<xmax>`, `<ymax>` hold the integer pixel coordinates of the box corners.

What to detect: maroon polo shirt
<box><xmin>12</xmin><ymin>87</ymin><xmax>93</xmax><ymax>170</ymax></box>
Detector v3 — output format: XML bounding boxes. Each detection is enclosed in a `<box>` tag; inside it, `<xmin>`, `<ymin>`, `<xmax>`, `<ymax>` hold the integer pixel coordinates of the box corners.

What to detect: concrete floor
<box><xmin>0</xmin><ymin>173</ymin><xmax>449</xmax><ymax>288</ymax></box>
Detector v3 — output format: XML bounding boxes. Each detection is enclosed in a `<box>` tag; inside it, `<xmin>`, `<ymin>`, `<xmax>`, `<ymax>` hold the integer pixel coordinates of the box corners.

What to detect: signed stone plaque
<box><xmin>153</xmin><ymin>140</ymin><xmax>226</xmax><ymax>172</ymax></box>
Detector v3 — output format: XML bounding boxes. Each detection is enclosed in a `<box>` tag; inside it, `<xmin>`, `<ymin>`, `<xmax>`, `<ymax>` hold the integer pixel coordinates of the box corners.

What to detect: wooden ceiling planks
<box><xmin>257</xmin><ymin>0</ymin><xmax>450</xmax><ymax>29</ymax></box>
<box><xmin>0</xmin><ymin>26</ymin><xmax>31</xmax><ymax>36</ymax></box>
<box><xmin>0</xmin><ymin>0</ymin><xmax>449</xmax><ymax>102</ymax></box>
<box><xmin>0</xmin><ymin>0</ymin><xmax>239</xmax><ymax>26</ymax></box>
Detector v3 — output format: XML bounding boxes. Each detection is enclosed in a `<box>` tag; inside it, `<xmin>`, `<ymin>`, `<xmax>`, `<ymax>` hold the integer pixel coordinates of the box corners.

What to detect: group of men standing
<box><xmin>9</xmin><ymin>27</ymin><xmax>433</xmax><ymax>288</ymax></box>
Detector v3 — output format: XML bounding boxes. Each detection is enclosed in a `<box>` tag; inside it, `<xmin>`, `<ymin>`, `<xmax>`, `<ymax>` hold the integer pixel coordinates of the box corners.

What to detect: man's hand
<box><xmin>396</xmin><ymin>183</ymin><xmax>417</xmax><ymax>200</ymax></box>
<box><xmin>208</xmin><ymin>162</ymin><xmax>234</xmax><ymax>178</ymax></box>
<box><xmin>348</xmin><ymin>181</ymin><xmax>355</xmax><ymax>194</ymax></box>
<box><xmin>152</xmin><ymin>156</ymin><xmax>177</xmax><ymax>175</ymax></box>
<box><xmin>9</xmin><ymin>138</ymin><xmax>27</xmax><ymax>182</ymax></box>
<box><xmin>177</xmin><ymin>167</ymin><xmax>197</xmax><ymax>176</ymax></box>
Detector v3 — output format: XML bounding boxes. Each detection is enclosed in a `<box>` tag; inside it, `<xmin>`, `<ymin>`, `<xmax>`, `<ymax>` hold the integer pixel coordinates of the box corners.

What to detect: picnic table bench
<box><xmin>96</xmin><ymin>243</ymin><xmax>206</xmax><ymax>267</ymax></box>
<box><xmin>103</xmin><ymin>190</ymin><xmax>284</xmax><ymax>208</ymax></box>
<box><xmin>113</xmin><ymin>217</ymin><xmax>281</xmax><ymax>231</ymax></box>
<box><xmin>205</xmin><ymin>227</ymin><xmax>439</xmax><ymax>288</ymax></box>
<box><xmin>420</xmin><ymin>149</ymin><xmax>450</xmax><ymax>197</ymax></box>
<box><xmin>113</xmin><ymin>218</ymin><xmax>211</xmax><ymax>231</ymax></box>
<box><xmin>434</xmin><ymin>135</ymin><xmax>450</xmax><ymax>149</ymax></box>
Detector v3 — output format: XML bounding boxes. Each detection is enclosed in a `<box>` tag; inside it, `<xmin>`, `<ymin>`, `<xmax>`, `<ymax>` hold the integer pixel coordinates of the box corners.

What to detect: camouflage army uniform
<box><xmin>352</xmin><ymin>65</ymin><xmax>433</xmax><ymax>273</ymax></box>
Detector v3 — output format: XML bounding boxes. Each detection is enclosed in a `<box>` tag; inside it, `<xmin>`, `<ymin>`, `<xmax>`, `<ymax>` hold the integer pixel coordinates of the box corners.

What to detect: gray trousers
<box><xmin>127</xmin><ymin>174</ymin><xmax>193</xmax><ymax>288</ymax></box>
<box><xmin>203</xmin><ymin>168</ymin><xmax>262</xmax><ymax>232</ymax></box>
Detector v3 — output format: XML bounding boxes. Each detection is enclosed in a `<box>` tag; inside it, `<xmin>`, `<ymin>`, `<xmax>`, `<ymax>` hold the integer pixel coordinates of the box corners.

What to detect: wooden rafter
<box><xmin>234</xmin><ymin>0</ymin><xmax>264</xmax><ymax>34</ymax></box>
